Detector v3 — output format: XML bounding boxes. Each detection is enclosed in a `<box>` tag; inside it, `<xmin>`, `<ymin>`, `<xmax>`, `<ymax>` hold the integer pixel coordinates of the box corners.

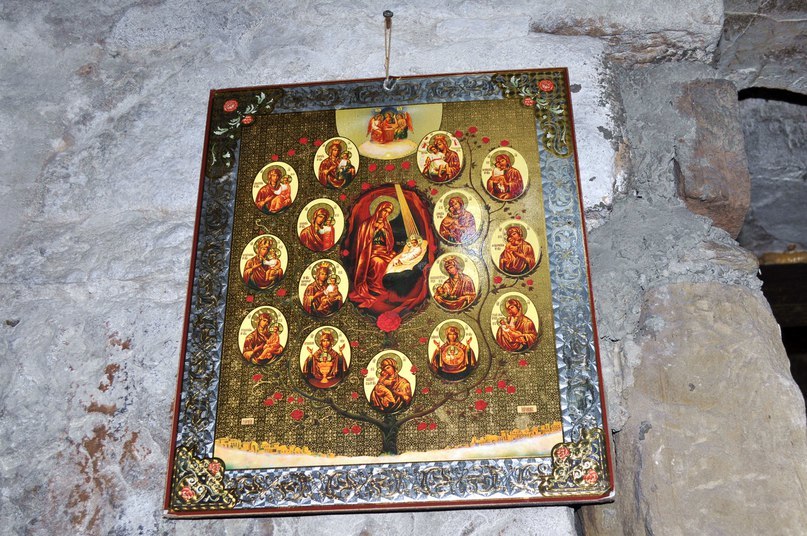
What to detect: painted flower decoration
<box><xmin>522</xmin><ymin>97</ymin><xmax>535</xmax><ymax>107</ymax></box>
<box><xmin>251</xmin><ymin>373</ymin><xmax>263</xmax><ymax>382</ymax></box>
<box><xmin>241</xmin><ymin>115</ymin><xmax>254</xmax><ymax>125</ymax></box>
<box><xmin>538</xmin><ymin>79</ymin><xmax>555</xmax><ymax>92</ymax></box>
<box><xmin>376</xmin><ymin>311</ymin><xmax>401</xmax><ymax>332</ymax></box>
<box><xmin>468</xmin><ymin>126</ymin><xmax>478</xmax><ymax>134</ymax></box>
<box><xmin>584</xmin><ymin>468</ymin><xmax>599</xmax><ymax>484</ymax></box>
<box><xmin>290</xmin><ymin>409</ymin><xmax>304</xmax><ymax>421</ymax></box>
<box><xmin>207</xmin><ymin>461</ymin><xmax>222</xmax><ymax>475</ymax></box>
<box><xmin>555</xmin><ymin>445</ymin><xmax>571</xmax><ymax>460</ymax></box>
<box><xmin>276</xmin><ymin>288</ymin><xmax>287</xmax><ymax>297</ymax></box>
<box><xmin>493</xmin><ymin>276</ymin><xmax>503</xmax><ymax>284</ymax></box>
<box><xmin>179</xmin><ymin>486</ymin><xmax>196</xmax><ymax>501</ymax></box>
<box><xmin>474</xmin><ymin>399</ymin><xmax>488</xmax><ymax>411</ymax></box>
<box><xmin>223</xmin><ymin>99</ymin><xmax>238</xmax><ymax>113</ymax></box>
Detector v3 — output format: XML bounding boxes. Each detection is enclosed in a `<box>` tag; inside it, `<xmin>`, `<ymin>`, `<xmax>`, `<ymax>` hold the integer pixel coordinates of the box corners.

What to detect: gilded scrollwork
<box><xmin>170</xmin><ymin>446</ymin><xmax>236</xmax><ymax>511</ymax></box>
<box><xmin>539</xmin><ymin>427</ymin><xmax>610</xmax><ymax>496</ymax></box>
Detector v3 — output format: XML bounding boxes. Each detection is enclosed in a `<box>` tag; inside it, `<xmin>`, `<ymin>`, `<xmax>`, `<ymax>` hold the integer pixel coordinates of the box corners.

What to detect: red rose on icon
<box><xmin>180</xmin><ymin>486</ymin><xmax>195</xmax><ymax>501</ymax></box>
<box><xmin>351</xmin><ymin>424</ymin><xmax>362</xmax><ymax>434</ymax></box>
<box><xmin>251</xmin><ymin>373</ymin><xmax>263</xmax><ymax>382</ymax></box>
<box><xmin>298</xmin><ymin>137</ymin><xmax>308</xmax><ymax>144</ymax></box>
<box><xmin>313</xmin><ymin>139</ymin><xmax>323</xmax><ymax>147</ymax></box>
<box><xmin>584</xmin><ymin>468</ymin><xmax>599</xmax><ymax>484</ymax></box>
<box><xmin>482</xmin><ymin>136</ymin><xmax>490</xmax><ymax>144</ymax></box>
<box><xmin>350</xmin><ymin>340</ymin><xmax>360</xmax><ymax>348</ymax></box>
<box><xmin>368</xmin><ymin>163</ymin><xmax>378</xmax><ymax>172</ymax></box>
<box><xmin>384</xmin><ymin>164</ymin><xmax>395</xmax><ymax>172</ymax></box>
<box><xmin>421</xmin><ymin>387</ymin><xmax>430</xmax><ymax>394</ymax></box>
<box><xmin>223</xmin><ymin>99</ymin><xmax>238</xmax><ymax>113</ymax></box>
<box><xmin>497</xmin><ymin>380</ymin><xmax>507</xmax><ymax>390</ymax></box>
<box><xmin>555</xmin><ymin>445</ymin><xmax>571</xmax><ymax>460</ymax></box>
<box><xmin>410</xmin><ymin>365</ymin><xmax>418</xmax><ymax>374</ymax></box>
<box><xmin>350</xmin><ymin>391</ymin><xmax>359</xmax><ymax>400</ymax></box>
<box><xmin>493</xmin><ymin>276</ymin><xmax>503</xmax><ymax>284</ymax></box>
<box><xmin>287</xmin><ymin>149</ymin><xmax>296</xmax><ymax>156</ymax></box>
<box><xmin>207</xmin><ymin>461</ymin><xmax>222</xmax><ymax>475</ymax></box>
<box><xmin>290</xmin><ymin>409</ymin><xmax>304</xmax><ymax>421</ymax></box>
<box><xmin>276</xmin><ymin>288</ymin><xmax>287</xmax><ymax>297</ymax></box>
<box><xmin>454</xmin><ymin>130</ymin><xmax>463</xmax><ymax>139</ymax></box>
<box><xmin>273</xmin><ymin>391</ymin><xmax>283</xmax><ymax>400</ymax></box>
<box><xmin>474</xmin><ymin>399</ymin><xmax>488</xmax><ymax>411</ymax></box>
<box><xmin>342</xmin><ymin>427</ymin><xmax>350</xmax><ymax>434</ymax></box>
<box><xmin>522</xmin><ymin>97</ymin><xmax>535</xmax><ymax>107</ymax></box>
<box><xmin>468</xmin><ymin>126</ymin><xmax>478</xmax><ymax>134</ymax></box>
<box><xmin>270</xmin><ymin>154</ymin><xmax>279</xmax><ymax>161</ymax></box>
<box><xmin>518</xmin><ymin>359</ymin><xmax>529</xmax><ymax>367</ymax></box>
<box><xmin>401</xmin><ymin>161</ymin><xmax>411</xmax><ymax>170</ymax></box>
<box><xmin>263</xmin><ymin>398</ymin><xmax>274</xmax><ymax>406</ymax></box>
<box><xmin>241</xmin><ymin>115</ymin><xmax>254</xmax><ymax>125</ymax></box>
<box><xmin>376</xmin><ymin>311</ymin><xmax>401</xmax><ymax>332</ymax></box>
<box><xmin>500</xmin><ymin>140</ymin><xmax>510</xmax><ymax>147</ymax></box>
<box><xmin>406</xmin><ymin>179</ymin><xmax>417</xmax><ymax>188</ymax></box>
<box><xmin>506</xmin><ymin>385</ymin><xmax>516</xmax><ymax>394</ymax></box>
<box><xmin>538</xmin><ymin>79</ymin><xmax>555</xmax><ymax>92</ymax></box>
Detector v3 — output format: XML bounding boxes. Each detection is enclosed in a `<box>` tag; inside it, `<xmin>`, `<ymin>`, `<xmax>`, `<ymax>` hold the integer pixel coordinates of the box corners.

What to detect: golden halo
<box><xmin>375</xmin><ymin>352</ymin><xmax>403</xmax><ymax>377</ymax></box>
<box><xmin>250</xmin><ymin>307</ymin><xmax>277</xmax><ymax>329</ymax></box>
<box><xmin>438</xmin><ymin>321</ymin><xmax>465</xmax><ymax>342</ymax></box>
<box><xmin>499</xmin><ymin>294</ymin><xmax>528</xmax><ymax>317</ymax></box>
<box><xmin>368</xmin><ymin>195</ymin><xmax>400</xmax><ymax>220</ymax></box>
<box><xmin>261</xmin><ymin>164</ymin><xmax>286</xmax><ymax>184</ymax></box>
<box><xmin>315</xmin><ymin>327</ymin><xmax>336</xmax><ymax>346</ymax></box>
<box><xmin>252</xmin><ymin>235</ymin><xmax>276</xmax><ymax>255</ymax></box>
<box><xmin>306</xmin><ymin>202</ymin><xmax>334</xmax><ymax>224</ymax></box>
<box><xmin>443</xmin><ymin>191</ymin><xmax>469</xmax><ymax>210</ymax></box>
<box><xmin>439</xmin><ymin>254</ymin><xmax>465</xmax><ymax>275</ymax></box>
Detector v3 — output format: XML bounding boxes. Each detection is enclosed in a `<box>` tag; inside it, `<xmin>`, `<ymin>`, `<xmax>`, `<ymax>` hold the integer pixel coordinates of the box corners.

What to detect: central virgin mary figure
<box><xmin>344</xmin><ymin>185</ymin><xmax>436</xmax><ymax>316</ymax></box>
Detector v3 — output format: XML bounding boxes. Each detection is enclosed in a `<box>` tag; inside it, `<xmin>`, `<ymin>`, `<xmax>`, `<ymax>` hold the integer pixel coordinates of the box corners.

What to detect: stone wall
<box><xmin>1</xmin><ymin>1</ymin><xmax>805</xmax><ymax>535</ymax></box>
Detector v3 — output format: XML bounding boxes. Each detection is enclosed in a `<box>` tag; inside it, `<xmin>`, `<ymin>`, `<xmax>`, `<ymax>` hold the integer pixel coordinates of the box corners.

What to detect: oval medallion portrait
<box><xmin>297</xmin><ymin>198</ymin><xmax>344</xmax><ymax>252</ymax></box>
<box><xmin>432</xmin><ymin>189</ymin><xmax>484</xmax><ymax>245</ymax></box>
<box><xmin>363</xmin><ymin>350</ymin><xmax>416</xmax><ymax>414</ymax></box>
<box><xmin>297</xmin><ymin>259</ymin><xmax>349</xmax><ymax>317</ymax></box>
<box><xmin>489</xmin><ymin>220</ymin><xmax>541</xmax><ymax>276</ymax></box>
<box><xmin>489</xmin><ymin>292</ymin><xmax>541</xmax><ymax>353</ymax></box>
<box><xmin>428</xmin><ymin>252</ymin><xmax>480</xmax><ymax>312</ymax></box>
<box><xmin>240</xmin><ymin>234</ymin><xmax>288</xmax><ymax>290</ymax></box>
<box><xmin>313</xmin><ymin>137</ymin><xmax>360</xmax><ymax>189</ymax></box>
<box><xmin>417</xmin><ymin>130</ymin><xmax>464</xmax><ymax>183</ymax></box>
<box><xmin>299</xmin><ymin>326</ymin><xmax>351</xmax><ymax>389</ymax></box>
<box><xmin>428</xmin><ymin>319</ymin><xmax>479</xmax><ymax>381</ymax></box>
<box><xmin>481</xmin><ymin>147</ymin><xmax>529</xmax><ymax>202</ymax></box>
<box><xmin>252</xmin><ymin>162</ymin><xmax>298</xmax><ymax>214</ymax></box>
<box><xmin>238</xmin><ymin>306</ymin><xmax>288</xmax><ymax>365</ymax></box>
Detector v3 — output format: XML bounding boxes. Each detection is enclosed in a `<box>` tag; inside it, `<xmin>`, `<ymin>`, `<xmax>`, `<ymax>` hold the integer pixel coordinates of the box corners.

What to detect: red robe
<box><xmin>318</xmin><ymin>156</ymin><xmax>345</xmax><ymax>188</ymax></box>
<box><xmin>496</xmin><ymin>313</ymin><xmax>539</xmax><ymax>352</ymax></box>
<box><xmin>431</xmin><ymin>341</ymin><xmax>476</xmax><ymax>378</ymax></box>
<box><xmin>243</xmin><ymin>256</ymin><xmax>283</xmax><ymax>289</ymax></box>
<box><xmin>439</xmin><ymin>209</ymin><xmax>477</xmax><ymax>243</ymax></box>
<box><xmin>370</xmin><ymin>374</ymin><xmax>412</xmax><ymax>413</ymax></box>
<box><xmin>487</xmin><ymin>167</ymin><xmax>524</xmax><ymax>200</ymax></box>
<box><xmin>302</xmin><ymin>279</ymin><xmax>343</xmax><ymax>316</ymax></box>
<box><xmin>433</xmin><ymin>273</ymin><xmax>476</xmax><ymax>310</ymax></box>
<box><xmin>299</xmin><ymin>224</ymin><xmax>335</xmax><ymax>251</ymax></box>
<box><xmin>499</xmin><ymin>240</ymin><xmax>536</xmax><ymax>275</ymax></box>
<box><xmin>423</xmin><ymin>148</ymin><xmax>461</xmax><ymax>182</ymax></box>
<box><xmin>242</xmin><ymin>328</ymin><xmax>284</xmax><ymax>364</ymax></box>
<box><xmin>302</xmin><ymin>348</ymin><xmax>347</xmax><ymax>387</ymax></box>
<box><xmin>255</xmin><ymin>183</ymin><xmax>290</xmax><ymax>213</ymax></box>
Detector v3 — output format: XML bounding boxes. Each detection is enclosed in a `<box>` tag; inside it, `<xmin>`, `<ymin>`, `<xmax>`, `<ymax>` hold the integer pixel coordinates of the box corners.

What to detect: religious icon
<box><xmin>239</xmin><ymin>234</ymin><xmax>288</xmax><ymax>290</ymax></box>
<box><xmin>428</xmin><ymin>253</ymin><xmax>479</xmax><ymax>312</ymax></box>
<box><xmin>336</xmin><ymin>103</ymin><xmax>442</xmax><ymax>160</ymax></box>
<box><xmin>417</xmin><ymin>131</ymin><xmax>464</xmax><ymax>183</ymax></box>
<box><xmin>432</xmin><ymin>189</ymin><xmax>483</xmax><ymax>244</ymax></box>
<box><xmin>313</xmin><ymin>137</ymin><xmax>359</xmax><ymax>188</ymax></box>
<box><xmin>297</xmin><ymin>199</ymin><xmax>344</xmax><ymax>252</ymax></box>
<box><xmin>299</xmin><ymin>327</ymin><xmax>350</xmax><ymax>388</ymax></box>
<box><xmin>481</xmin><ymin>147</ymin><xmax>529</xmax><ymax>201</ymax></box>
<box><xmin>489</xmin><ymin>220</ymin><xmax>541</xmax><ymax>276</ymax></box>
<box><xmin>343</xmin><ymin>184</ymin><xmax>436</xmax><ymax>316</ymax></box>
<box><xmin>364</xmin><ymin>350</ymin><xmax>416</xmax><ymax>414</ymax></box>
<box><xmin>297</xmin><ymin>259</ymin><xmax>348</xmax><ymax>317</ymax></box>
<box><xmin>252</xmin><ymin>162</ymin><xmax>298</xmax><ymax>214</ymax></box>
<box><xmin>489</xmin><ymin>293</ymin><xmax>541</xmax><ymax>353</ymax></box>
<box><xmin>428</xmin><ymin>319</ymin><xmax>479</xmax><ymax>381</ymax></box>
<box><xmin>238</xmin><ymin>306</ymin><xmax>288</xmax><ymax>365</ymax></box>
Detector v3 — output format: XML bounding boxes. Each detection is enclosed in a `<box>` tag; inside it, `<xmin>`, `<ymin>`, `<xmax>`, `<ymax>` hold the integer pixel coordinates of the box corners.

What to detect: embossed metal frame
<box><xmin>165</xmin><ymin>69</ymin><xmax>613</xmax><ymax>517</ymax></box>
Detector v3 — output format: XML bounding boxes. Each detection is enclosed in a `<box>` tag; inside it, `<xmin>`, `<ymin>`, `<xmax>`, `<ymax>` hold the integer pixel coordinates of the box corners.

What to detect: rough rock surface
<box><xmin>718</xmin><ymin>0</ymin><xmax>807</xmax><ymax>93</ymax></box>
<box><xmin>673</xmin><ymin>79</ymin><xmax>751</xmax><ymax>238</ymax></box>
<box><xmin>737</xmin><ymin>97</ymin><xmax>807</xmax><ymax>255</ymax></box>
<box><xmin>580</xmin><ymin>282</ymin><xmax>807</xmax><ymax>535</ymax></box>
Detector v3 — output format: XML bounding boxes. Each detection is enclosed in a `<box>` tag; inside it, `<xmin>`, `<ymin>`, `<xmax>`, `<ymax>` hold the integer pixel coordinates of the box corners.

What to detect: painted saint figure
<box><xmin>495</xmin><ymin>298</ymin><xmax>539</xmax><ymax>352</ymax></box>
<box><xmin>350</xmin><ymin>200</ymin><xmax>398</xmax><ymax>300</ymax></box>
<box><xmin>242</xmin><ymin>236</ymin><xmax>284</xmax><ymax>289</ymax></box>
<box><xmin>299</xmin><ymin>206</ymin><xmax>336</xmax><ymax>252</ymax></box>
<box><xmin>439</xmin><ymin>195</ymin><xmax>478</xmax><ymax>244</ymax></box>
<box><xmin>370</xmin><ymin>356</ymin><xmax>413</xmax><ymax>413</ymax></box>
<box><xmin>432</xmin><ymin>256</ymin><xmax>477</xmax><ymax>311</ymax></box>
<box><xmin>318</xmin><ymin>140</ymin><xmax>355</xmax><ymax>188</ymax></box>
<box><xmin>422</xmin><ymin>134</ymin><xmax>460</xmax><ymax>182</ymax></box>
<box><xmin>486</xmin><ymin>153</ymin><xmax>524</xmax><ymax>200</ymax></box>
<box><xmin>302</xmin><ymin>262</ymin><xmax>344</xmax><ymax>316</ymax></box>
<box><xmin>431</xmin><ymin>325</ymin><xmax>477</xmax><ymax>381</ymax></box>
<box><xmin>255</xmin><ymin>166</ymin><xmax>293</xmax><ymax>214</ymax></box>
<box><xmin>499</xmin><ymin>225</ymin><xmax>536</xmax><ymax>275</ymax></box>
<box><xmin>302</xmin><ymin>329</ymin><xmax>348</xmax><ymax>388</ymax></box>
<box><xmin>242</xmin><ymin>312</ymin><xmax>284</xmax><ymax>364</ymax></box>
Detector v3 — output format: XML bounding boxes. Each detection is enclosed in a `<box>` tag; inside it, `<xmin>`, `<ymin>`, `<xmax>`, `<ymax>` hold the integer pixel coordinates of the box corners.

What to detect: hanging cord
<box><xmin>383</xmin><ymin>10</ymin><xmax>396</xmax><ymax>91</ymax></box>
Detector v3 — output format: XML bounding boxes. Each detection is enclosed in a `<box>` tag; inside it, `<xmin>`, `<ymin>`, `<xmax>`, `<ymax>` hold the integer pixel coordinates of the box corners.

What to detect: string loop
<box><xmin>383</xmin><ymin>11</ymin><xmax>395</xmax><ymax>91</ymax></box>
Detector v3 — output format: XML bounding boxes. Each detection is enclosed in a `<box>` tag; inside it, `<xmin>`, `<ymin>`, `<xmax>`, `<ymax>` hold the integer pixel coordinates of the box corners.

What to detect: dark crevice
<box><xmin>738</xmin><ymin>87</ymin><xmax>807</xmax><ymax>106</ymax></box>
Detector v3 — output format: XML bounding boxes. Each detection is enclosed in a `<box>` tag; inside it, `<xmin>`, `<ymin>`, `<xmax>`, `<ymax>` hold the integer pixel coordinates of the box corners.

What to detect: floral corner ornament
<box><xmin>170</xmin><ymin>446</ymin><xmax>236</xmax><ymax>511</ymax></box>
<box><xmin>492</xmin><ymin>72</ymin><xmax>570</xmax><ymax>159</ymax></box>
<box><xmin>539</xmin><ymin>428</ymin><xmax>611</xmax><ymax>497</ymax></box>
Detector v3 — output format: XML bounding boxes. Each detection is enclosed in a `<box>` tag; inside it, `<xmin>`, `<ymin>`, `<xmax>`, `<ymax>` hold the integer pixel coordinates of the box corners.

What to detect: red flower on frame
<box><xmin>179</xmin><ymin>486</ymin><xmax>196</xmax><ymax>501</ymax></box>
<box><xmin>376</xmin><ymin>311</ymin><xmax>401</xmax><ymax>332</ymax></box>
<box><xmin>454</xmin><ymin>130</ymin><xmax>463</xmax><ymax>139</ymax></box>
<box><xmin>241</xmin><ymin>115</ymin><xmax>254</xmax><ymax>125</ymax></box>
<box><xmin>518</xmin><ymin>359</ymin><xmax>529</xmax><ymax>367</ymax></box>
<box><xmin>401</xmin><ymin>161</ymin><xmax>411</xmax><ymax>170</ymax></box>
<box><xmin>299</xmin><ymin>137</ymin><xmax>309</xmax><ymax>144</ymax></box>
<box><xmin>351</xmin><ymin>424</ymin><xmax>362</xmax><ymax>434</ymax></box>
<box><xmin>474</xmin><ymin>399</ymin><xmax>488</xmax><ymax>411</ymax></box>
<box><xmin>555</xmin><ymin>445</ymin><xmax>570</xmax><ymax>460</ymax></box>
<box><xmin>493</xmin><ymin>276</ymin><xmax>503</xmax><ymax>284</ymax></box>
<box><xmin>263</xmin><ymin>398</ymin><xmax>274</xmax><ymax>406</ymax></box>
<box><xmin>406</xmin><ymin>179</ymin><xmax>417</xmax><ymax>188</ymax></box>
<box><xmin>482</xmin><ymin>136</ymin><xmax>490</xmax><ymax>144</ymax></box>
<box><xmin>500</xmin><ymin>140</ymin><xmax>510</xmax><ymax>147</ymax></box>
<box><xmin>384</xmin><ymin>164</ymin><xmax>395</xmax><ymax>172</ymax></box>
<box><xmin>368</xmin><ymin>163</ymin><xmax>378</xmax><ymax>172</ymax></box>
<box><xmin>273</xmin><ymin>391</ymin><xmax>283</xmax><ymax>400</ymax></box>
<box><xmin>313</xmin><ymin>139</ymin><xmax>323</xmax><ymax>147</ymax></box>
<box><xmin>276</xmin><ymin>288</ymin><xmax>287</xmax><ymax>297</ymax></box>
<box><xmin>584</xmin><ymin>468</ymin><xmax>599</xmax><ymax>484</ymax></box>
<box><xmin>207</xmin><ymin>461</ymin><xmax>222</xmax><ymax>475</ymax></box>
<box><xmin>251</xmin><ymin>373</ymin><xmax>263</xmax><ymax>382</ymax></box>
<box><xmin>522</xmin><ymin>97</ymin><xmax>535</xmax><ymax>107</ymax></box>
<box><xmin>506</xmin><ymin>385</ymin><xmax>516</xmax><ymax>394</ymax></box>
<box><xmin>287</xmin><ymin>149</ymin><xmax>296</xmax><ymax>156</ymax></box>
<box><xmin>223</xmin><ymin>99</ymin><xmax>238</xmax><ymax>113</ymax></box>
<box><xmin>290</xmin><ymin>409</ymin><xmax>304</xmax><ymax>421</ymax></box>
<box><xmin>538</xmin><ymin>79</ymin><xmax>555</xmax><ymax>92</ymax></box>
<box><xmin>468</xmin><ymin>126</ymin><xmax>478</xmax><ymax>134</ymax></box>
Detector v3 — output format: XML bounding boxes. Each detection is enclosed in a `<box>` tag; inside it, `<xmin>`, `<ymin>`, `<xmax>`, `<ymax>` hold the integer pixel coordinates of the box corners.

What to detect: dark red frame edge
<box><xmin>163</xmin><ymin>68</ymin><xmax>615</xmax><ymax>517</ymax></box>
